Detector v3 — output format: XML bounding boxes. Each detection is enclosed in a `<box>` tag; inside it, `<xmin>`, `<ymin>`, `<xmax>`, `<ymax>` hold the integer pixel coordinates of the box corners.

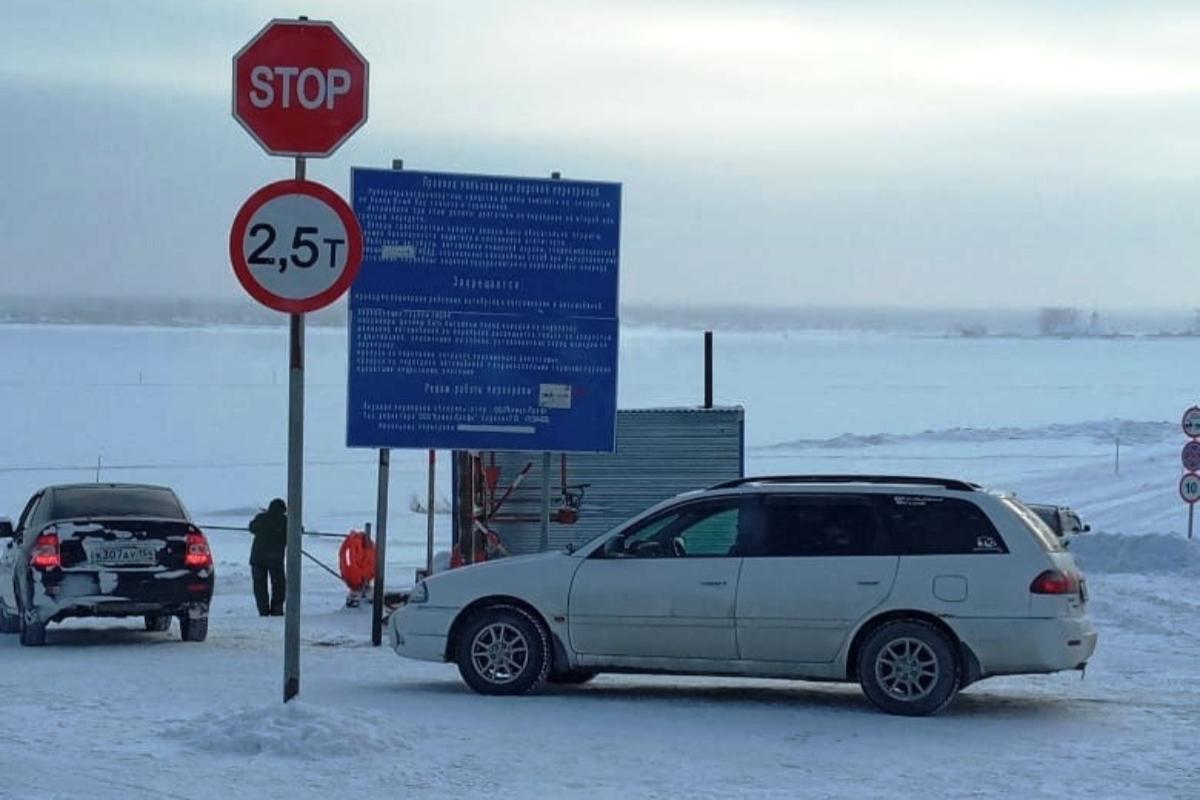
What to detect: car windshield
<box><xmin>1002</xmin><ymin>498</ymin><xmax>1064</xmax><ymax>552</ymax></box>
<box><xmin>50</xmin><ymin>486</ymin><xmax>186</xmax><ymax>520</ymax></box>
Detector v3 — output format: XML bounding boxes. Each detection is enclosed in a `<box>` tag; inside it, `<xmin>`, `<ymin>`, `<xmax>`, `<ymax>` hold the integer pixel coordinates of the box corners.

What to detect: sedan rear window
<box><xmin>49</xmin><ymin>487</ymin><xmax>186</xmax><ymax>520</ymax></box>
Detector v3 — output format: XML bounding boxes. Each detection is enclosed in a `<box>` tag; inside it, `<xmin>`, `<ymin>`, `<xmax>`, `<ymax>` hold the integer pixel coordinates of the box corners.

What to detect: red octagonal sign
<box><xmin>232</xmin><ymin>19</ymin><xmax>368</xmax><ymax>157</ymax></box>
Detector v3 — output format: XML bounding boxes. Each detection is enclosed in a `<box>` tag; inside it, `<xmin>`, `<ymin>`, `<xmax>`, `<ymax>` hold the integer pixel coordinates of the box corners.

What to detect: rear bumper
<box><xmin>29</xmin><ymin>567</ymin><xmax>213</xmax><ymax>624</ymax></box>
<box><xmin>956</xmin><ymin>616</ymin><xmax>1097</xmax><ymax>676</ymax></box>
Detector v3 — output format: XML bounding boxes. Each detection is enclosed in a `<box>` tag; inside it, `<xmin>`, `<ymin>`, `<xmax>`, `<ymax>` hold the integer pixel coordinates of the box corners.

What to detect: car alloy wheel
<box><xmin>874</xmin><ymin>636</ymin><xmax>940</xmax><ymax>702</ymax></box>
<box><xmin>469</xmin><ymin>621</ymin><xmax>530</xmax><ymax>685</ymax></box>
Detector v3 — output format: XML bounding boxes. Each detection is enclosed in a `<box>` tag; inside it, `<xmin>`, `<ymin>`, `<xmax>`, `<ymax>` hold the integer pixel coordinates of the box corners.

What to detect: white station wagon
<box><xmin>389</xmin><ymin>476</ymin><xmax>1097</xmax><ymax>715</ymax></box>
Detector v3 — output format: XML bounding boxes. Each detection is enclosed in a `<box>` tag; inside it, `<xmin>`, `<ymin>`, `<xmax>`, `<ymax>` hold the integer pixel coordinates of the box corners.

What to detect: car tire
<box><xmin>455</xmin><ymin>605</ymin><xmax>550</xmax><ymax>696</ymax></box>
<box><xmin>0</xmin><ymin>597</ymin><xmax>19</xmax><ymax>634</ymax></box>
<box><xmin>547</xmin><ymin>669</ymin><xmax>598</xmax><ymax>685</ymax></box>
<box><xmin>179</xmin><ymin>613</ymin><xmax>208</xmax><ymax>642</ymax></box>
<box><xmin>857</xmin><ymin>619</ymin><xmax>959</xmax><ymax>716</ymax></box>
<box><xmin>19</xmin><ymin>615</ymin><xmax>46</xmax><ymax>647</ymax></box>
<box><xmin>145</xmin><ymin>614</ymin><xmax>172</xmax><ymax>633</ymax></box>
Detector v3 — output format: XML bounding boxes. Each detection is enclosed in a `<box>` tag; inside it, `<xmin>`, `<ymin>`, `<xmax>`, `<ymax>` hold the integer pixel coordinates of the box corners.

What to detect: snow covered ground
<box><xmin>0</xmin><ymin>324</ymin><xmax>1196</xmax><ymax>799</ymax></box>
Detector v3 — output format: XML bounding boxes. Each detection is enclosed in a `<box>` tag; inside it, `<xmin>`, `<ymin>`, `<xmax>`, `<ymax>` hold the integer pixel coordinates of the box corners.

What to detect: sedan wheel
<box><xmin>456</xmin><ymin>606</ymin><xmax>550</xmax><ymax>696</ymax></box>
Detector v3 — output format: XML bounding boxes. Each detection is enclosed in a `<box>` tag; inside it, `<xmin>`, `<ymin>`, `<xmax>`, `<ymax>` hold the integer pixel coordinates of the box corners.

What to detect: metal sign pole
<box><xmin>283</xmin><ymin>154</ymin><xmax>307</xmax><ymax>703</ymax></box>
<box><xmin>704</xmin><ymin>331</ymin><xmax>713</xmax><ymax>408</ymax></box>
<box><xmin>426</xmin><ymin>450</ymin><xmax>436</xmax><ymax>574</ymax></box>
<box><xmin>1189</xmin><ymin>503</ymin><xmax>1195</xmax><ymax>540</ymax></box>
<box><xmin>540</xmin><ymin>453</ymin><xmax>551</xmax><ymax>551</ymax></box>
<box><xmin>371</xmin><ymin>448</ymin><xmax>390</xmax><ymax>646</ymax></box>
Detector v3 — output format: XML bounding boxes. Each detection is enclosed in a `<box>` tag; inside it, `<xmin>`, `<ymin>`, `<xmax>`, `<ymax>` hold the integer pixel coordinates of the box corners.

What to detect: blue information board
<box><xmin>347</xmin><ymin>169</ymin><xmax>620</xmax><ymax>452</ymax></box>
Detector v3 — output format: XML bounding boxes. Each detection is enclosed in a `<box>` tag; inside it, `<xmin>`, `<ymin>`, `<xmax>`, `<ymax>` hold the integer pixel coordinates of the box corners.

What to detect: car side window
<box><xmin>751</xmin><ymin>495</ymin><xmax>886</xmax><ymax>557</ymax></box>
<box><xmin>604</xmin><ymin>500</ymin><xmax>744</xmax><ymax>558</ymax></box>
<box><xmin>882</xmin><ymin>495</ymin><xmax>1007</xmax><ymax>555</ymax></box>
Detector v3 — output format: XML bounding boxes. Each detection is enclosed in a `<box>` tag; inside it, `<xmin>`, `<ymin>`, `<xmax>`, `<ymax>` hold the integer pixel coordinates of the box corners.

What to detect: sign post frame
<box><xmin>231</xmin><ymin>13</ymin><xmax>368</xmax><ymax>701</ymax></box>
<box><xmin>1183</xmin><ymin>471</ymin><xmax>1200</xmax><ymax>540</ymax></box>
<box><xmin>282</xmin><ymin>153</ymin><xmax>305</xmax><ymax>702</ymax></box>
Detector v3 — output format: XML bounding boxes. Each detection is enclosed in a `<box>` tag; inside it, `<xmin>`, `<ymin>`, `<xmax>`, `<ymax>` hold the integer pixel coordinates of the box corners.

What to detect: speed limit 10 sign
<box><xmin>1181</xmin><ymin>473</ymin><xmax>1200</xmax><ymax>504</ymax></box>
<box><xmin>229</xmin><ymin>179</ymin><xmax>363</xmax><ymax>313</ymax></box>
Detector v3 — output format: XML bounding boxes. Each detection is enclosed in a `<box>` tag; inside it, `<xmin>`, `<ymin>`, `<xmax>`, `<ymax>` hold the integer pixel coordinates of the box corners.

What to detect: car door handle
<box><xmin>856</xmin><ymin>580</ymin><xmax>881</xmax><ymax>586</ymax></box>
<box><xmin>699</xmin><ymin>580</ymin><xmax>727</xmax><ymax>587</ymax></box>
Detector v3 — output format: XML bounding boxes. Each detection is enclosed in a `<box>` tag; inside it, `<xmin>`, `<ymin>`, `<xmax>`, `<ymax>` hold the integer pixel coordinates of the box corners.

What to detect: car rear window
<box><xmin>1002</xmin><ymin>498</ymin><xmax>1064</xmax><ymax>553</ymax></box>
<box><xmin>49</xmin><ymin>487</ymin><xmax>186</xmax><ymax>520</ymax></box>
<box><xmin>881</xmin><ymin>495</ymin><xmax>1008</xmax><ymax>555</ymax></box>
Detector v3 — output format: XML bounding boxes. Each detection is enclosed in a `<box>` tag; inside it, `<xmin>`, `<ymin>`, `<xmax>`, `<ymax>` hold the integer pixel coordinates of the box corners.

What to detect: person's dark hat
<box><xmin>268</xmin><ymin>498</ymin><xmax>286</xmax><ymax>513</ymax></box>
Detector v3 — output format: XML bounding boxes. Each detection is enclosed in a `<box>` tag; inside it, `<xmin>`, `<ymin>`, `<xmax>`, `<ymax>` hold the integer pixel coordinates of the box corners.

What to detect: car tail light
<box><xmin>31</xmin><ymin>529</ymin><xmax>61</xmax><ymax>569</ymax></box>
<box><xmin>185</xmin><ymin>527</ymin><xmax>213</xmax><ymax>569</ymax></box>
<box><xmin>1030</xmin><ymin>569</ymin><xmax>1080</xmax><ymax>595</ymax></box>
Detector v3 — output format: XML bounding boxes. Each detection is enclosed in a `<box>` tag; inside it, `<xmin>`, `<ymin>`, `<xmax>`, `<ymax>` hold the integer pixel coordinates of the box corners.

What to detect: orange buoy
<box><xmin>338</xmin><ymin>530</ymin><xmax>376</xmax><ymax>592</ymax></box>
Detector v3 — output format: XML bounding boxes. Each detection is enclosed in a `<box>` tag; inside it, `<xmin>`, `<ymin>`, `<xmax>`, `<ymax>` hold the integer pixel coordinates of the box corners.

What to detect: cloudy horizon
<box><xmin>3</xmin><ymin>0</ymin><xmax>1198</xmax><ymax>309</ymax></box>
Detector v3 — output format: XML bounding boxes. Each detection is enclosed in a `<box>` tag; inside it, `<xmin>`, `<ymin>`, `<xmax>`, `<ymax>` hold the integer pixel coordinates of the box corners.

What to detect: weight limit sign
<box><xmin>229</xmin><ymin>179</ymin><xmax>363</xmax><ymax>314</ymax></box>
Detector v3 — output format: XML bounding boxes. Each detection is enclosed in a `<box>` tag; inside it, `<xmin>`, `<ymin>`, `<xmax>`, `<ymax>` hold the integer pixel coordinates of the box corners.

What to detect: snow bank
<box><xmin>769</xmin><ymin>419</ymin><xmax>1172</xmax><ymax>449</ymax></box>
<box><xmin>165</xmin><ymin>701</ymin><xmax>411</xmax><ymax>759</ymax></box>
<box><xmin>1070</xmin><ymin>533</ymin><xmax>1200</xmax><ymax>577</ymax></box>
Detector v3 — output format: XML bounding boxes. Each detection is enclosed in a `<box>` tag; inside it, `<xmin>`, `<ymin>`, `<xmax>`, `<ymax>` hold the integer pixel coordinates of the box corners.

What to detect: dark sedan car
<box><xmin>0</xmin><ymin>483</ymin><xmax>214</xmax><ymax>646</ymax></box>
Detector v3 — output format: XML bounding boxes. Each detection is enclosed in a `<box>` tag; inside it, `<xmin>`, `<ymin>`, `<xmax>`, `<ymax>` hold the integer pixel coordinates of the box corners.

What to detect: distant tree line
<box><xmin>0</xmin><ymin>295</ymin><xmax>347</xmax><ymax>327</ymax></box>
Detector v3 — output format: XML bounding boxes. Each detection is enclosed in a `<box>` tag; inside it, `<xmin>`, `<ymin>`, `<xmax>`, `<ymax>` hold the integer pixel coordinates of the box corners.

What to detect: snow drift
<box><xmin>769</xmin><ymin>420</ymin><xmax>1173</xmax><ymax>450</ymax></box>
<box><xmin>165</xmin><ymin>701</ymin><xmax>411</xmax><ymax>759</ymax></box>
<box><xmin>1070</xmin><ymin>533</ymin><xmax>1200</xmax><ymax>576</ymax></box>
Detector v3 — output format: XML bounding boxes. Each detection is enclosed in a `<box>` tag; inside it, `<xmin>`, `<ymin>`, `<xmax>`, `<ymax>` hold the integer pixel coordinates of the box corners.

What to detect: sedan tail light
<box><xmin>1030</xmin><ymin>569</ymin><xmax>1080</xmax><ymax>595</ymax></box>
<box><xmin>31</xmin><ymin>529</ymin><xmax>61</xmax><ymax>570</ymax></box>
<box><xmin>185</xmin><ymin>527</ymin><xmax>213</xmax><ymax>569</ymax></box>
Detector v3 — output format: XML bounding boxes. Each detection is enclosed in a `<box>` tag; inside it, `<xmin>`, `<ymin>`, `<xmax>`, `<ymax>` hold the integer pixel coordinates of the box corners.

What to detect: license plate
<box><xmin>88</xmin><ymin>544</ymin><xmax>158</xmax><ymax>565</ymax></box>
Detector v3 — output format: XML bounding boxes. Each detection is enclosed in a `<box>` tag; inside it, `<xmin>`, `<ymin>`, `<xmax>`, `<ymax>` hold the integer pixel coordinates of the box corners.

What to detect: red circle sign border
<box><xmin>1184</xmin><ymin>441</ymin><xmax>1200</xmax><ymax>472</ymax></box>
<box><xmin>228</xmin><ymin>179</ymin><xmax>363</xmax><ymax>314</ymax></box>
<box><xmin>1180</xmin><ymin>472</ymin><xmax>1200</xmax><ymax>504</ymax></box>
<box><xmin>1184</xmin><ymin>406</ymin><xmax>1200</xmax><ymax>438</ymax></box>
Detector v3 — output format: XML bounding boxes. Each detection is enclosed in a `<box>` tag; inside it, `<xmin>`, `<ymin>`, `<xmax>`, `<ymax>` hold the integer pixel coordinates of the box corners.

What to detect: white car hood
<box><xmin>424</xmin><ymin>550</ymin><xmax>578</xmax><ymax>607</ymax></box>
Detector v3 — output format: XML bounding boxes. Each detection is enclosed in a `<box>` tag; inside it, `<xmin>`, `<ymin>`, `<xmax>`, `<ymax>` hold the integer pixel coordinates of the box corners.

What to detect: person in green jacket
<box><xmin>249</xmin><ymin>498</ymin><xmax>287</xmax><ymax>616</ymax></box>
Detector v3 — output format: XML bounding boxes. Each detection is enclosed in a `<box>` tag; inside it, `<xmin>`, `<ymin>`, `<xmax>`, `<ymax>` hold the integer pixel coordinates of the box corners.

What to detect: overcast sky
<box><xmin>3</xmin><ymin>0</ymin><xmax>1198</xmax><ymax>309</ymax></box>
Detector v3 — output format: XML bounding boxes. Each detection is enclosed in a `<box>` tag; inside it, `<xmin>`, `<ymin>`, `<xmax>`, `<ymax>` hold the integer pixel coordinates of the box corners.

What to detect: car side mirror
<box><xmin>1081</xmin><ymin>524</ymin><xmax>1091</xmax><ymax>533</ymax></box>
<box><xmin>0</xmin><ymin>518</ymin><xmax>13</xmax><ymax>539</ymax></box>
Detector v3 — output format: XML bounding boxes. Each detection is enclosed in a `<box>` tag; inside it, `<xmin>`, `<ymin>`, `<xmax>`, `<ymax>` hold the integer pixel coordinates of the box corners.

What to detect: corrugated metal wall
<box><xmin>484</xmin><ymin>407</ymin><xmax>744</xmax><ymax>554</ymax></box>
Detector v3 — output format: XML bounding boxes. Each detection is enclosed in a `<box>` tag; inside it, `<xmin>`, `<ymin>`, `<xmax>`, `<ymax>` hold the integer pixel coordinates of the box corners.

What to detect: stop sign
<box><xmin>232</xmin><ymin>19</ymin><xmax>368</xmax><ymax>157</ymax></box>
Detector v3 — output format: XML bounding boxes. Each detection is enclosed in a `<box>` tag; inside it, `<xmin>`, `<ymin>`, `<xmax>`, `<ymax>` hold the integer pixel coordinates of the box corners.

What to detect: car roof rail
<box><xmin>708</xmin><ymin>475</ymin><xmax>979</xmax><ymax>492</ymax></box>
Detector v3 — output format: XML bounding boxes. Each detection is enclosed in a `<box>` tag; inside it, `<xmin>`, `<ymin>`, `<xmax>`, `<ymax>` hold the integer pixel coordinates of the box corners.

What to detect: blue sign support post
<box><xmin>347</xmin><ymin>168</ymin><xmax>621</xmax><ymax>453</ymax></box>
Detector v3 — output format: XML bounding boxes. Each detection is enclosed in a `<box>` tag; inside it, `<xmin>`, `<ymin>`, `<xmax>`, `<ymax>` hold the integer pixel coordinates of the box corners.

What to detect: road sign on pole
<box><xmin>1183</xmin><ymin>406</ymin><xmax>1200</xmax><ymax>438</ymax></box>
<box><xmin>229</xmin><ymin>179</ymin><xmax>363</xmax><ymax>314</ymax></box>
<box><xmin>230</xmin><ymin>15</ymin><xmax>368</xmax><ymax>703</ymax></box>
<box><xmin>1181</xmin><ymin>472</ymin><xmax>1200</xmax><ymax>540</ymax></box>
<box><xmin>346</xmin><ymin>168</ymin><xmax>621</xmax><ymax>453</ymax></box>
<box><xmin>1182</xmin><ymin>441</ymin><xmax>1200</xmax><ymax>472</ymax></box>
<box><xmin>1179</xmin><ymin>473</ymin><xmax>1200</xmax><ymax>504</ymax></box>
<box><xmin>232</xmin><ymin>19</ymin><xmax>368</xmax><ymax>157</ymax></box>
